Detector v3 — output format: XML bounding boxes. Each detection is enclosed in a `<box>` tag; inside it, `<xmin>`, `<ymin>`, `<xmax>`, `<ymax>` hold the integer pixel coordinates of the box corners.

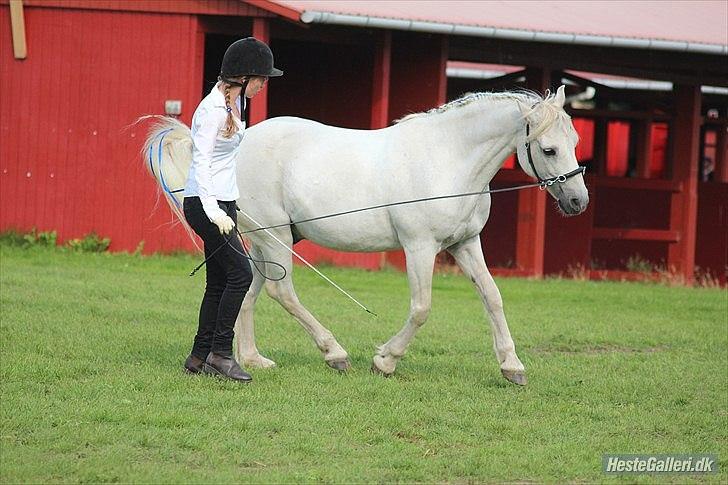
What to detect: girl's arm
<box><xmin>190</xmin><ymin>107</ymin><xmax>228</xmax><ymax>222</ymax></box>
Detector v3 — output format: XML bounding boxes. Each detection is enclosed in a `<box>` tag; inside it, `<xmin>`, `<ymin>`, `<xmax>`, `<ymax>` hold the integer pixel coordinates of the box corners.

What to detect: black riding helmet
<box><xmin>220</xmin><ymin>37</ymin><xmax>283</xmax><ymax>84</ymax></box>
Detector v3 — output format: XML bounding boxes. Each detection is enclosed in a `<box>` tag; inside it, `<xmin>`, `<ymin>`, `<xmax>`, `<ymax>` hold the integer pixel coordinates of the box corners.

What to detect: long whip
<box><xmin>236</xmin><ymin>208</ymin><xmax>377</xmax><ymax>316</ymax></box>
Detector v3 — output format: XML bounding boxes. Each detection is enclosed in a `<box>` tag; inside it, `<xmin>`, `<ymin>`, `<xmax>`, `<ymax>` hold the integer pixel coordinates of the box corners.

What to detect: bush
<box><xmin>0</xmin><ymin>228</ymin><xmax>57</xmax><ymax>248</ymax></box>
<box><xmin>0</xmin><ymin>229</ymin><xmax>28</xmax><ymax>246</ymax></box>
<box><xmin>0</xmin><ymin>229</ymin><xmax>111</xmax><ymax>253</ymax></box>
<box><xmin>31</xmin><ymin>230</ymin><xmax>58</xmax><ymax>247</ymax></box>
<box><xmin>64</xmin><ymin>233</ymin><xmax>111</xmax><ymax>253</ymax></box>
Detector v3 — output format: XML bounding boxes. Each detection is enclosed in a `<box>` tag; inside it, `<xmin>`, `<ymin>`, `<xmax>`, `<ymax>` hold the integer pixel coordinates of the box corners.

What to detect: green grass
<box><xmin>1</xmin><ymin>244</ymin><xmax>726</xmax><ymax>483</ymax></box>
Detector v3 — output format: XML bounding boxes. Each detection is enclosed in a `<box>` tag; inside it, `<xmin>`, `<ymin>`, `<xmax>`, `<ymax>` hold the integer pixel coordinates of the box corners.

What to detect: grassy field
<box><xmin>1</xmin><ymin>243</ymin><xmax>726</xmax><ymax>483</ymax></box>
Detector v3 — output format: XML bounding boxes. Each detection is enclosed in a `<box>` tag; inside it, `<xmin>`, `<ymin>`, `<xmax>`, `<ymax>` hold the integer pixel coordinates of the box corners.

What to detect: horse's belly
<box><xmin>295</xmin><ymin>214</ymin><xmax>402</xmax><ymax>252</ymax></box>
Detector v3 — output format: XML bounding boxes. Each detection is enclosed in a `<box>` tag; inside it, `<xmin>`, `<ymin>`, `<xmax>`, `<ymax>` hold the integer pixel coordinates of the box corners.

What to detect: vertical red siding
<box><xmin>573</xmin><ymin>118</ymin><xmax>594</xmax><ymax>161</ymax></box>
<box><xmin>388</xmin><ymin>32</ymin><xmax>447</xmax><ymax>123</ymax></box>
<box><xmin>695</xmin><ymin>182</ymin><xmax>728</xmax><ymax>285</ymax></box>
<box><xmin>650</xmin><ymin>123</ymin><xmax>667</xmax><ymax>178</ymax></box>
<box><xmin>0</xmin><ymin>6</ymin><xmax>200</xmax><ymax>253</ymax></box>
<box><xmin>606</xmin><ymin>121</ymin><xmax>630</xmax><ymax>177</ymax></box>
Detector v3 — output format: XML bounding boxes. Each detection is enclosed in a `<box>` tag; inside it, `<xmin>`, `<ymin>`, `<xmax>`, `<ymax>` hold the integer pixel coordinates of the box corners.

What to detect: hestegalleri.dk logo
<box><xmin>603</xmin><ymin>454</ymin><xmax>718</xmax><ymax>474</ymax></box>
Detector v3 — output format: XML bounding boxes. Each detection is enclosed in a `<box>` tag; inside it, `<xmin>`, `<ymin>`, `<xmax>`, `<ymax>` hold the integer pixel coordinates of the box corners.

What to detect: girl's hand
<box><xmin>212</xmin><ymin>215</ymin><xmax>235</xmax><ymax>235</ymax></box>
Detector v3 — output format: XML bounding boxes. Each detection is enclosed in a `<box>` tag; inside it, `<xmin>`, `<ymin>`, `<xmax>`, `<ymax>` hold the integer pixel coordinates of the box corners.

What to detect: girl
<box><xmin>182</xmin><ymin>37</ymin><xmax>283</xmax><ymax>382</ymax></box>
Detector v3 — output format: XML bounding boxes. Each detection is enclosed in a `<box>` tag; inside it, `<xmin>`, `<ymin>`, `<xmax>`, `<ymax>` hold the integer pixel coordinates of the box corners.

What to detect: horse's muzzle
<box><xmin>557</xmin><ymin>194</ymin><xmax>589</xmax><ymax>216</ymax></box>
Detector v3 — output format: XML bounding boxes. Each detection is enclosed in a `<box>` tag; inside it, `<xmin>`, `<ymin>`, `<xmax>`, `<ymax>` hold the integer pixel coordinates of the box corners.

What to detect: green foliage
<box><xmin>0</xmin><ymin>229</ymin><xmax>27</xmax><ymax>246</ymax></box>
<box><xmin>0</xmin><ymin>245</ymin><xmax>726</xmax><ymax>483</ymax></box>
<box><xmin>0</xmin><ymin>228</ymin><xmax>110</xmax><ymax>253</ymax></box>
<box><xmin>33</xmin><ymin>229</ymin><xmax>58</xmax><ymax>247</ymax></box>
<box><xmin>0</xmin><ymin>228</ymin><xmax>57</xmax><ymax>248</ymax></box>
<box><xmin>64</xmin><ymin>232</ymin><xmax>111</xmax><ymax>253</ymax></box>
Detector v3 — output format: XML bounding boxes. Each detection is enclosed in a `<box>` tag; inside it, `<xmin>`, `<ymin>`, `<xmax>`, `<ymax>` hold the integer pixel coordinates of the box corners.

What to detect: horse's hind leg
<box><xmin>373</xmin><ymin>245</ymin><xmax>438</xmax><ymax>376</ymax></box>
<box><xmin>234</xmin><ymin>245</ymin><xmax>276</xmax><ymax>369</ymax></box>
<box><xmin>262</xmin><ymin>244</ymin><xmax>351</xmax><ymax>371</ymax></box>
<box><xmin>447</xmin><ymin>236</ymin><xmax>526</xmax><ymax>385</ymax></box>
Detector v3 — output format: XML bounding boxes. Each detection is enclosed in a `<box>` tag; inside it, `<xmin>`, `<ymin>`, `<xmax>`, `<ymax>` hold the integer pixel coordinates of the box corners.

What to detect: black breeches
<box><xmin>183</xmin><ymin>197</ymin><xmax>252</xmax><ymax>358</ymax></box>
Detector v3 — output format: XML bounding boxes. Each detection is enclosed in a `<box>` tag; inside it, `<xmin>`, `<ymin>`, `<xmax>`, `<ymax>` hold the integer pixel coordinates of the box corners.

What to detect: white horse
<box><xmin>143</xmin><ymin>85</ymin><xmax>588</xmax><ymax>385</ymax></box>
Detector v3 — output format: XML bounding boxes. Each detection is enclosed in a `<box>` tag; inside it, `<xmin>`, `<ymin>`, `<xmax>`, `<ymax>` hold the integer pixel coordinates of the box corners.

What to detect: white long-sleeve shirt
<box><xmin>184</xmin><ymin>83</ymin><xmax>246</xmax><ymax>221</ymax></box>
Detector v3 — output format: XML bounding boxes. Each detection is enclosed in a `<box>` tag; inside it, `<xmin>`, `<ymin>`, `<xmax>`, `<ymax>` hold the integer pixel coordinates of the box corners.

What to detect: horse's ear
<box><xmin>554</xmin><ymin>85</ymin><xmax>566</xmax><ymax>108</ymax></box>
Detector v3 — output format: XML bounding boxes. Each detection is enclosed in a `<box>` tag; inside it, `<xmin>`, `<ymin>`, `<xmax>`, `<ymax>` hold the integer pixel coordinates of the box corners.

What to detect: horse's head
<box><xmin>515</xmin><ymin>85</ymin><xmax>589</xmax><ymax>216</ymax></box>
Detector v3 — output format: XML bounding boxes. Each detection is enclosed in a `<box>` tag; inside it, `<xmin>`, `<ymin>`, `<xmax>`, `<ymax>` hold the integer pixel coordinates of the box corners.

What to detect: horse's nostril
<box><xmin>570</xmin><ymin>198</ymin><xmax>581</xmax><ymax>210</ymax></box>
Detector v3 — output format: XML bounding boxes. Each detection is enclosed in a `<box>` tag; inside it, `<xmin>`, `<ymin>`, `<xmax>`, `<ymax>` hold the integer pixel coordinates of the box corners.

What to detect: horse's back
<box><xmin>246</xmin><ymin>116</ymin><xmax>384</xmax><ymax>138</ymax></box>
<box><xmin>238</xmin><ymin>117</ymin><xmax>404</xmax><ymax>250</ymax></box>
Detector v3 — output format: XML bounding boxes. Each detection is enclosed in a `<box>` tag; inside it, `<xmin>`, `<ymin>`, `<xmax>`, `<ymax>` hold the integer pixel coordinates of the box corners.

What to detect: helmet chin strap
<box><xmin>219</xmin><ymin>76</ymin><xmax>249</xmax><ymax>92</ymax></box>
<box><xmin>219</xmin><ymin>76</ymin><xmax>249</xmax><ymax>120</ymax></box>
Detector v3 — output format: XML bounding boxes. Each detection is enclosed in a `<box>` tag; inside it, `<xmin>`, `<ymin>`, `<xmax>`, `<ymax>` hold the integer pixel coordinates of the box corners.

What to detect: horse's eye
<box><xmin>542</xmin><ymin>148</ymin><xmax>556</xmax><ymax>156</ymax></box>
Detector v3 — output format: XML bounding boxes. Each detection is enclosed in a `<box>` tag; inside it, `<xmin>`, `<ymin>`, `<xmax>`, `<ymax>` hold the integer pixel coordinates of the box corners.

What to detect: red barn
<box><xmin>2</xmin><ymin>0</ymin><xmax>726</xmax><ymax>283</ymax></box>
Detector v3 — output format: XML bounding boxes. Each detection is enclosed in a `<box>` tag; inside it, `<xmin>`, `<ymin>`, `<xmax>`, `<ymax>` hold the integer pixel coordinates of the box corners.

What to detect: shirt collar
<box><xmin>210</xmin><ymin>82</ymin><xmax>226</xmax><ymax>108</ymax></box>
<box><xmin>210</xmin><ymin>82</ymin><xmax>247</xmax><ymax>111</ymax></box>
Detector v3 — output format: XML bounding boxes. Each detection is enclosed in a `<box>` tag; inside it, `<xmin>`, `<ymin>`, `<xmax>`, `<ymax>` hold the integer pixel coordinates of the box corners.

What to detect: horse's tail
<box><xmin>139</xmin><ymin>115</ymin><xmax>197</xmax><ymax>244</ymax></box>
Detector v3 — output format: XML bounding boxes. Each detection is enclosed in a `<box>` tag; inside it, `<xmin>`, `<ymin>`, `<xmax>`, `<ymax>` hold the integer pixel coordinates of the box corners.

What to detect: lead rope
<box><xmin>239</xmin><ymin>179</ymin><xmax>546</xmax><ymax>236</ymax></box>
<box><xmin>188</xmin><ymin>177</ymin><xmax>552</xmax><ymax>277</ymax></box>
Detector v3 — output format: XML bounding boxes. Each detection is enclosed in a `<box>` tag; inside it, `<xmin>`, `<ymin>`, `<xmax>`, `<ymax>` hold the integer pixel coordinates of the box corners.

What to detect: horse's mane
<box><xmin>395</xmin><ymin>89</ymin><xmax>575</xmax><ymax>142</ymax></box>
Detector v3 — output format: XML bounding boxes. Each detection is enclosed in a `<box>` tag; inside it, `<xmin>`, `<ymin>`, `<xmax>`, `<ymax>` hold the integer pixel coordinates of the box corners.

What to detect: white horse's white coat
<box><xmin>143</xmin><ymin>86</ymin><xmax>588</xmax><ymax>384</ymax></box>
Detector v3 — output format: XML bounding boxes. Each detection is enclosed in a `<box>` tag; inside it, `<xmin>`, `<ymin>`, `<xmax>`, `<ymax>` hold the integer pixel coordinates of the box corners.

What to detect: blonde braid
<box><xmin>221</xmin><ymin>83</ymin><xmax>239</xmax><ymax>138</ymax></box>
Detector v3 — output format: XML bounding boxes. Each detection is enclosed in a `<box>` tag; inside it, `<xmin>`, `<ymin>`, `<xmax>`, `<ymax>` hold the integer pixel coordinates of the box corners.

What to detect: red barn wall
<box><xmin>479</xmin><ymin>181</ymin><xmax>519</xmax><ymax>269</ymax></box>
<box><xmin>695</xmin><ymin>182</ymin><xmax>728</xmax><ymax>284</ymax></box>
<box><xmin>1</xmin><ymin>5</ymin><xmax>202</xmax><ymax>253</ymax></box>
<box><xmin>267</xmin><ymin>38</ymin><xmax>374</xmax><ymax>129</ymax></box>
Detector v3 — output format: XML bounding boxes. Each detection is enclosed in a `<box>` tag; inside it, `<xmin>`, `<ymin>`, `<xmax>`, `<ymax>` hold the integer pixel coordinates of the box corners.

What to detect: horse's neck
<box><xmin>434</xmin><ymin>100</ymin><xmax>522</xmax><ymax>188</ymax></box>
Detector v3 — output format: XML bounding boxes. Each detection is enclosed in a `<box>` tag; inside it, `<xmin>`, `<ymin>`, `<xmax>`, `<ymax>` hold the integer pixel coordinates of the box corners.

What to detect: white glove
<box><xmin>212</xmin><ymin>214</ymin><xmax>235</xmax><ymax>235</ymax></box>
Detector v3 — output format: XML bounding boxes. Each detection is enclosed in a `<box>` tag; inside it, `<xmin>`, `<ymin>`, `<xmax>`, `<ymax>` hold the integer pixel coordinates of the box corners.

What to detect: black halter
<box><xmin>524</xmin><ymin>123</ymin><xmax>586</xmax><ymax>189</ymax></box>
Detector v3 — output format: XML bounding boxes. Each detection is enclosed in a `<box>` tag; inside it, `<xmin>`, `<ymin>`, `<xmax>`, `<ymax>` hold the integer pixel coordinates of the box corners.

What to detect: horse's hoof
<box><xmin>501</xmin><ymin>369</ymin><xmax>527</xmax><ymax>386</ymax></box>
<box><xmin>243</xmin><ymin>355</ymin><xmax>277</xmax><ymax>369</ymax></box>
<box><xmin>370</xmin><ymin>363</ymin><xmax>393</xmax><ymax>377</ymax></box>
<box><xmin>371</xmin><ymin>355</ymin><xmax>395</xmax><ymax>377</ymax></box>
<box><xmin>327</xmin><ymin>359</ymin><xmax>351</xmax><ymax>372</ymax></box>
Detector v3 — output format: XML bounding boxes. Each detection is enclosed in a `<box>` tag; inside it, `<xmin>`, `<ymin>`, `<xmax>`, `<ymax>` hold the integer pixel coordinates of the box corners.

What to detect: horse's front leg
<box><xmin>234</xmin><ymin>245</ymin><xmax>276</xmax><ymax>369</ymax></box>
<box><xmin>372</xmin><ymin>245</ymin><xmax>437</xmax><ymax>376</ymax></box>
<box><xmin>268</xmin><ymin>278</ymin><xmax>350</xmax><ymax>370</ymax></box>
<box><xmin>261</xmin><ymin>243</ymin><xmax>350</xmax><ymax>371</ymax></box>
<box><xmin>448</xmin><ymin>236</ymin><xmax>526</xmax><ymax>385</ymax></box>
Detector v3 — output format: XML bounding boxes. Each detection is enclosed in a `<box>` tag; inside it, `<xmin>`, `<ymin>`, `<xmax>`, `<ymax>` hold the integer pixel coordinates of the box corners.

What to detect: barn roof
<box><xmin>446</xmin><ymin>61</ymin><xmax>728</xmax><ymax>94</ymax></box>
<box><xmin>247</xmin><ymin>0</ymin><xmax>728</xmax><ymax>54</ymax></box>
